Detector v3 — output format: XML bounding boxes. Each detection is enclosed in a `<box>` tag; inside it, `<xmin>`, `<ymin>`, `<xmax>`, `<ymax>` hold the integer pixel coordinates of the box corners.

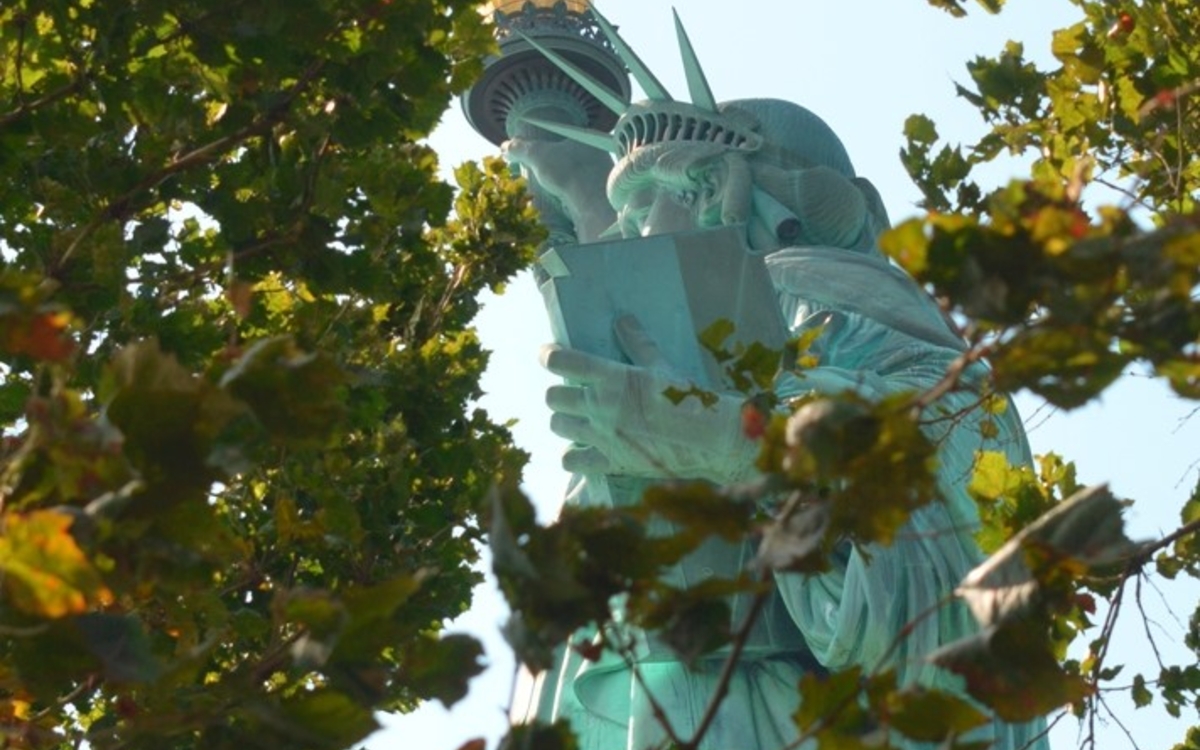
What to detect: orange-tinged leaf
<box><xmin>0</xmin><ymin>697</ymin><xmax>31</xmax><ymax>721</ymax></box>
<box><xmin>4</xmin><ymin>311</ymin><xmax>75</xmax><ymax>362</ymax></box>
<box><xmin>0</xmin><ymin>509</ymin><xmax>112</xmax><ymax>618</ymax></box>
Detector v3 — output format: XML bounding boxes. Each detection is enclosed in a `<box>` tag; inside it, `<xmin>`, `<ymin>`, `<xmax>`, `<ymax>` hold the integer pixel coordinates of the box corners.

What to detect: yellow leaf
<box><xmin>0</xmin><ymin>509</ymin><xmax>112</xmax><ymax>618</ymax></box>
<box><xmin>0</xmin><ymin>697</ymin><xmax>31</xmax><ymax>721</ymax></box>
<box><xmin>879</xmin><ymin>218</ymin><xmax>931</xmax><ymax>275</ymax></box>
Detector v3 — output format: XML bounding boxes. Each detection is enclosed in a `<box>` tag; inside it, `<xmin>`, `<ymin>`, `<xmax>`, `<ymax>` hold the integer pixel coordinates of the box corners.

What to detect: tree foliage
<box><xmin>888</xmin><ymin>1</ymin><xmax>1200</xmax><ymax>742</ymax></box>
<box><xmin>0</xmin><ymin>1</ymin><xmax>541</xmax><ymax>748</ymax></box>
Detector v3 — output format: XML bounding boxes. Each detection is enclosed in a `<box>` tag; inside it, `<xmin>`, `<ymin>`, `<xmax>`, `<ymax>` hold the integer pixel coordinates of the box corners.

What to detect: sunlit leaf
<box><xmin>0</xmin><ymin>509</ymin><xmax>111</xmax><ymax>618</ymax></box>
<box><xmin>958</xmin><ymin>484</ymin><xmax>1136</xmax><ymax>626</ymax></box>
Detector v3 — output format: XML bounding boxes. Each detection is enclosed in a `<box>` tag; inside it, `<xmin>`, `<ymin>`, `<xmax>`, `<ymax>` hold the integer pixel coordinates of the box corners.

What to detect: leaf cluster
<box><xmin>886</xmin><ymin>0</ymin><xmax>1200</xmax><ymax>742</ymax></box>
<box><xmin>0</xmin><ymin>1</ymin><xmax>543</xmax><ymax>748</ymax></box>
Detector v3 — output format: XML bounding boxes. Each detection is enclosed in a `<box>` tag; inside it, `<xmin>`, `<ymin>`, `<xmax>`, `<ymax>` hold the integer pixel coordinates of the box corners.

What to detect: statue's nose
<box><xmin>641</xmin><ymin>192</ymin><xmax>694</xmax><ymax>237</ymax></box>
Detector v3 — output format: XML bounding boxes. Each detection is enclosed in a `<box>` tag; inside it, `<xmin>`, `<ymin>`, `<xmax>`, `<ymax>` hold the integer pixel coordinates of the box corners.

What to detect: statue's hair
<box><xmin>721</xmin><ymin>99</ymin><xmax>857</xmax><ymax>179</ymax></box>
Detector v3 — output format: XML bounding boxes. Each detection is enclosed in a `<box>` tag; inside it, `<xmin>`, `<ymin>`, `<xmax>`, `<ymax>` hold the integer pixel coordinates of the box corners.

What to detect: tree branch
<box><xmin>0</xmin><ymin>77</ymin><xmax>88</xmax><ymax>127</ymax></box>
<box><xmin>683</xmin><ymin>583</ymin><xmax>772</xmax><ymax>750</ymax></box>
<box><xmin>53</xmin><ymin>58</ymin><xmax>327</xmax><ymax>272</ymax></box>
<box><xmin>1131</xmin><ymin>515</ymin><xmax>1200</xmax><ymax>565</ymax></box>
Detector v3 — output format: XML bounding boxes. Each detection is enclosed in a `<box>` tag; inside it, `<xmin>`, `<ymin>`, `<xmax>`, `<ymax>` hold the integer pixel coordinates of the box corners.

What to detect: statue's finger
<box><xmin>562</xmin><ymin>445</ymin><xmax>611</xmax><ymax>475</ymax></box>
<box><xmin>540</xmin><ymin>344</ymin><xmax>621</xmax><ymax>383</ymax></box>
<box><xmin>545</xmin><ymin>384</ymin><xmax>588</xmax><ymax>416</ymax></box>
<box><xmin>613</xmin><ymin>314</ymin><xmax>668</xmax><ymax>370</ymax></box>
<box><xmin>549</xmin><ymin>412</ymin><xmax>600</xmax><ymax>445</ymax></box>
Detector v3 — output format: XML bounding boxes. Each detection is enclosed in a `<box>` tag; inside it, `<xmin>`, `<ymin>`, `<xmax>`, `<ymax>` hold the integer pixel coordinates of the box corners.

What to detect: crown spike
<box><xmin>672</xmin><ymin>9</ymin><xmax>718</xmax><ymax>112</ymax></box>
<box><xmin>587</xmin><ymin>4</ymin><xmax>673</xmax><ymax>102</ymax></box>
<box><xmin>514</xmin><ymin>31</ymin><xmax>628</xmax><ymax>116</ymax></box>
<box><xmin>521</xmin><ymin>116</ymin><xmax>621</xmax><ymax>154</ymax></box>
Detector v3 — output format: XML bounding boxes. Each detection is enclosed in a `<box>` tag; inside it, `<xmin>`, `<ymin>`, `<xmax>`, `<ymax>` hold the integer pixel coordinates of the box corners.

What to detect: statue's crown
<box><xmin>612</xmin><ymin>101</ymin><xmax>763</xmax><ymax>158</ymax></box>
<box><xmin>515</xmin><ymin>5</ymin><xmax>854</xmax><ymax>178</ymax></box>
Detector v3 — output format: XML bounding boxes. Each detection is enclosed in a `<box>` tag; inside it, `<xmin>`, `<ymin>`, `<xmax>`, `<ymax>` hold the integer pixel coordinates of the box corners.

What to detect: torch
<box><xmin>463</xmin><ymin>1</ymin><xmax>631</xmax><ymax>145</ymax></box>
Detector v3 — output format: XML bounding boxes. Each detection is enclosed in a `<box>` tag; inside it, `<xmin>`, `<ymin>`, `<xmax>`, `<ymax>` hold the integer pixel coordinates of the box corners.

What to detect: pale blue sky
<box><xmin>375</xmin><ymin>3</ymin><xmax>1200</xmax><ymax>748</ymax></box>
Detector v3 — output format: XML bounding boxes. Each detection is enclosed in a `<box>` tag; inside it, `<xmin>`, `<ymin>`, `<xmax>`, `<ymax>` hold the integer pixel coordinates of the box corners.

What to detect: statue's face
<box><xmin>617</xmin><ymin>182</ymin><xmax>703</xmax><ymax>238</ymax></box>
<box><xmin>610</xmin><ymin>144</ymin><xmax>736</xmax><ymax>239</ymax></box>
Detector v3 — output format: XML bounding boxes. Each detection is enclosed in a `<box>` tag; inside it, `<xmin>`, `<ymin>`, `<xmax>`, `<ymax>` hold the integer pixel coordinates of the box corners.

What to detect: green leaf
<box><xmin>793</xmin><ymin>666</ymin><xmax>872</xmax><ymax>740</ymax></box>
<box><xmin>698</xmin><ymin>317</ymin><xmax>736</xmax><ymax>357</ymax></box>
<box><xmin>101</xmin><ymin>339</ymin><xmax>244</xmax><ymax>484</ymax></box>
<box><xmin>926</xmin><ymin>0</ymin><xmax>968</xmax><ymax>18</ymax></box>
<box><xmin>1132</xmin><ymin>673</ymin><xmax>1154</xmax><ymax>708</ymax></box>
<box><xmin>499</xmin><ymin>720</ymin><xmax>579</xmax><ymax>750</ymax></box>
<box><xmin>958</xmin><ymin>484</ymin><xmax>1136</xmax><ymax>626</ymax></box>
<box><xmin>777</xmin><ymin>394</ymin><xmax>937</xmax><ymax>550</ymax></box>
<box><xmin>662</xmin><ymin>383</ymin><xmax>719</xmax><ymax>408</ymax></box>
<box><xmin>273</xmin><ymin>689</ymin><xmax>380</xmax><ymax>749</ymax></box>
<box><xmin>969</xmin><ymin>450</ymin><xmax>1024</xmax><ymax>501</ymax></box>
<box><xmin>641</xmin><ymin>482</ymin><xmax>754</xmax><ymax>543</ymax></box>
<box><xmin>220</xmin><ymin>336</ymin><xmax>346</xmax><ymax>447</ymax></box>
<box><xmin>0</xmin><ymin>379</ymin><xmax>32</xmax><ymax>425</ymax></box>
<box><xmin>330</xmin><ymin>574</ymin><xmax>428</xmax><ymax>663</ymax></box>
<box><xmin>904</xmin><ymin>114</ymin><xmax>940</xmax><ymax>145</ymax></box>
<box><xmin>1171</xmin><ymin>726</ymin><xmax>1200</xmax><ymax>750</ymax></box>
<box><xmin>885</xmin><ymin>686</ymin><xmax>990</xmax><ymax>742</ymax></box>
<box><xmin>879</xmin><ymin>218</ymin><xmax>932</xmax><ymax>275</ymax></box>
<box><xmin>400</xmin><ymin>633</ymin><xmax>484</xmax><ymax>708</ymax></box>
<box><xmin>632</xmin><ymin>582</ymin><xmax>737</xmax><ymax>665</ymax></box>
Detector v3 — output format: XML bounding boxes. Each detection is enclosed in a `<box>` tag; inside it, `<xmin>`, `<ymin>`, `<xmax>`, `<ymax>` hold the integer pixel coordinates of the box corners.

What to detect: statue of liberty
<box><xmin>469</xmin><ymin>5</ymin><xmax>1051</xmax><ymax>749</ymax></box>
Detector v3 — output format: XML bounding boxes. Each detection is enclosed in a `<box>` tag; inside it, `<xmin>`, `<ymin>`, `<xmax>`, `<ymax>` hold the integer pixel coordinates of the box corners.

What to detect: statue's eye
<box><xmin>677</xmin><ymin>191</ymin><xmax>697</xmax><ymax>207</ymax></box>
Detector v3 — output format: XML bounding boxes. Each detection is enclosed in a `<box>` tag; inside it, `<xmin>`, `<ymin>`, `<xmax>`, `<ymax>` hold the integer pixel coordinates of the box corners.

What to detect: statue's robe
<box><xmin>520</xmin><ymin>246</ymin><xmax>1051</xmax><ymax>750</ymax></box>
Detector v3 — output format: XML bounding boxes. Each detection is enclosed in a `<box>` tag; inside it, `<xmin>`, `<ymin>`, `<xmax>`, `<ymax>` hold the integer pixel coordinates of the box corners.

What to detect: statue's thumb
<box><xmin>614</xmin><ymin>314</ymin><xmax>667</xmax><ymax>370</ymax></box>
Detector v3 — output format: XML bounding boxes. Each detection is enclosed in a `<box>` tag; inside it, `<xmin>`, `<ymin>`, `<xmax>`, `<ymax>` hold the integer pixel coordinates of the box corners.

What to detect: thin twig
<box><xmin>1084</xmin><ymin>575</ymin><xmax>1128</xmax><ymax>750</ymax></box>
<box><xmin>1134</xmin><ymin>574</ymin><xmax>1167</xmax><ymax>672</ymax></box>
<box><xmin>908</xmin><ymin>344</ymin><xmax>992</xmax><ymax>416</ymax></box>
<box><xmin>618</xmin><ymin>637</ymin><xmax>686</xmax><ymax>749</ymax></box>
<box><xmin>1091</xmin><ymin>176</ymin><xmax>1150</xmax><ymax>211</ymax></box>
<box><xmin>1098</xmin><ymin>691</ymin><xmax>1142</xmax><ymax>750</ymax></box>
<box><xmin>0</xmin><ymin>77</ymin><xmax>88</xmax><ymax>127</ymax></box>
<box><xmin>869</xmin><ymin>591</ymin><xmax>957</xmax><ymax>677</ymax></box>
<box><xmin>32</xmin><ymin>675</ymin><xmax>100</xmax><ymax>721</ymax></box>
<box><xmin>684</xmin><ymin>584</ymin><xmax>772</xmax><ymax>750</ymax></box>
<box><xmin>0</xmin><ymin>622</ymin><xmax>49</xmax><ymax>637</ymax></box>
<box><xmin>1131</xmin><ymin>516</ymin><xmax>1200</xmax><ymax>565</ymax></box>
